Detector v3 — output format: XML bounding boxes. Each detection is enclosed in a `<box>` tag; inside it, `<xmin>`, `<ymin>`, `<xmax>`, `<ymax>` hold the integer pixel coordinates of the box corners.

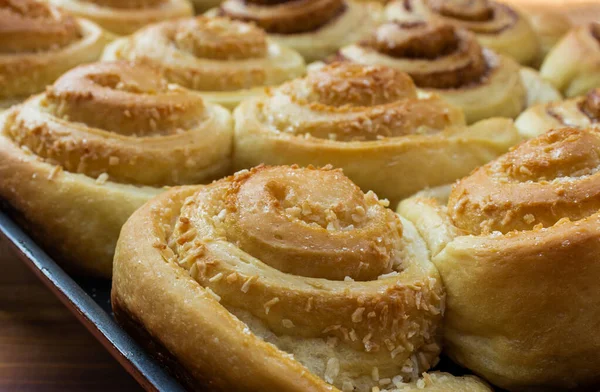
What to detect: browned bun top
<box><xmin>0</xmin><ymin>0</ymin><xmax>81</xmax><ymax>53</ymax></box>
<box><xmin>171</xmin><ymin>16</ymin><xmax>267</xmax><ymax>60</ymax></box>
<box><xmin>219</xmin><ymin>0</ymin><xmax>346</xmax><ymax>34</ymax></box>
<box><xmin>263</xmin><ymin>62</ymin><xmax>464</xmax><ymax>141</ymax></box>
<box><xmin>449</xmin><ymin>127</ymin><xmax>600</xmax><ymax>234</ymax></box>
<box><xmin>427</xmin><ymin>0</ymin><xmax>493</xmax><ymax>22</ymax></box>
<box><xmin>43</xmin><ymin>61</ymin><xmax>205</xmax><ymax>137</ymax></box>
<box><xmin>581</xmin><ymin>88</ymin><xmax>600</xmax><ymax>121</ymax></box>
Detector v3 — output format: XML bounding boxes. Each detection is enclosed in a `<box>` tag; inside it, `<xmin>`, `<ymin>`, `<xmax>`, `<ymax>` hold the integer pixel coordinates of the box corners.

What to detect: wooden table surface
<box><xmin>0</xmin><ymin>237</ymin><xmax>143</xmax><ymax>392</ymax></box>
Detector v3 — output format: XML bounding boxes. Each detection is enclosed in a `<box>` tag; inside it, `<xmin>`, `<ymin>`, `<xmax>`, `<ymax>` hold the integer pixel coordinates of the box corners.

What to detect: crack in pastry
<box><xmin>385</xmin><ymin>0</ymin><xmax>541</xmax><ymax>66</ymax></box>
<box><xmin>233</xmin><ymin>62</ymin><xmax>520</xmax><ymax>204</ymax></box>
<box><xmin>47</xmin><ymin>0</ymin><xmax>193</xmax><ymax>35</ymax></box>
<box><xmin>208</xmin><ymin>0</ymin><xmax>381</xmax><ymax>62</ymax></box>
<box><xmin>516</xmin><ymin>88</ymin><xmax>600</xmax><ymax>139</ymax></box>
<box><xmin>102</xmin><ymin>16</ymin><xmax>306</xmax><ymax>109</ymax></box>
<box><xmin>0</xmin><ymin>0</ymin><xmax>110</xmax><ymax>108</ymax></box>
<box><xmin>319</xmin><ymin>20</ymin><xmax>560</xmax><ymax>124</ymax></box>
<box><xmin>0</xmin><ymin>61</ymin><xmax>233</xmax><ymax>277</ymax></box>
<box><xmin>398</xmin><ymin>127</ymin><xmax>600</xmax><ymax>390</ymax></box>
<box><xmin>541</xmin><ymin>22</ymin><xmax>600</xmax><ymax>98</ymax></box>
<box><xmin>111</xmin><ymin>164</ymin><xmax>453</xmax><ymax>392</ymax></box>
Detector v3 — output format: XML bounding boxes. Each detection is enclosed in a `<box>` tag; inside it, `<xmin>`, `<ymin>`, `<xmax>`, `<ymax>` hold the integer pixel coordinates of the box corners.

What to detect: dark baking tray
<box><xmin>0</xmin><ymin>209</ymin><xmax>186</xmax><ymax>392</ymax></box>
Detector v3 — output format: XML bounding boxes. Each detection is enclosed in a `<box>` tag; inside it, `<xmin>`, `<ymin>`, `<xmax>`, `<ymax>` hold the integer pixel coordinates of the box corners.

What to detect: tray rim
<box><xmin>0</xmin><ymin>210</ymin><xmax>186</xmax><ymax>392</ymax></box>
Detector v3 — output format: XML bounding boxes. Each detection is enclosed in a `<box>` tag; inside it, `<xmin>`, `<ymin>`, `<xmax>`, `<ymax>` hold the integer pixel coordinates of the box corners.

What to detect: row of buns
<box><xmin>1</xmin><ymin>0</ymin><xmax>600</xmax><ymax>391</ymax></box>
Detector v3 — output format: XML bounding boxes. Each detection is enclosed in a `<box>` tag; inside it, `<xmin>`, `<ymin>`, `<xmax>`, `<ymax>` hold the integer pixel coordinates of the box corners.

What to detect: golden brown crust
<box><xmin>47</xmin><ymin>0</ymin><xmax>193</xmax><ymax>35</ymax></box>
<box><xmin>102</xmin><ymin>16</ymin><xmax>305</xmax><ymax>109</ymax></box>
<box><xmin>328</xmin><ymin>20</ymin><xmax>560</xmax><ymax>124</ymax></box>
<box><xmin>112</xmin><ymin>165</ymin><xmax>447</xmax><ymax>391</ymax></box>
<box><xmin>210</xmin><ymin>0</ymin><xmax>381</xmax><ymax>62</ymax></box>
<box><xmin>541</xmin><ymin>23</ymin><xmax>600</xmax><ymax>98</ymax></box>
<box><xmin>385</xmin><ymin>0</ymin><xmax>541</xmax><ymax>66</ymax></box>
<box><xmin>0</xmin><ymin>0</ymin><xmax>111</xmax><ymax>108</ymax></box>
<box><xmin>0</xmin><ymin>61</ymin><xmax>233</xmax><ymax>276</ymax></box>
<box><xmin>234</xmin><ymin>62</ymin><xmax>520</xmax><ymax>204</ymax></box>
<box><xmin>398</xmin><ymin>127</ymin><xmax>600</xmax><ymax>390</ymax></box>
<box><xmin>516</xmin><ymin>88</ymin><xmax>600</xmax><ymax>139</ymax></box>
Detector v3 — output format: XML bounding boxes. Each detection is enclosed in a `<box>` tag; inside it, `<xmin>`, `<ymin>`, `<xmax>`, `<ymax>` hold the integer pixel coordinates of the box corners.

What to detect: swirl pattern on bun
<box><xmin>234</xmin><ymin>62</ymin><xmax>520</xmax><ymax>204</ymax></box>
<box><xmin>47</xmin><ymin>0</ymin><xmax>193</xmax><ymax>35</ymax></box>
<box><xmin>102</xmin><ymin>16</ymin><xmax>306</xmax><ymax>108</ymax></box>
<box><xmin>516</xmin><ymin>88</ymin><xmax>600</xmax><ymax>138</ymax></box>
<box><xmin>541</xmin><ymin>22</ymin><xmax>600</xmax><ymax>98</ymax></box>
<box><xmin>323</xmin><ymin>20</ymin><xmax>559</xmax><ymax>124</ymax></box>
<box><xmin>112</xmin><ymin>164</ymin><xmax>447</xmax><ymax>392</ymax></box>
<box><xmin>0</xmin><ymin>61</ymin><xmax>233</xmax><ymax>276</ymax></box>
<box><xmin>385</xmin><ymin>0</ymin><xmax>540</xmax><ymax>66</ymax></box>
<box><xmin>398</xmin><ymin>127</ymin><xmax>600</xmax><ymax>390</ymax></box>
<box><xmin>0</xmin><ymin>0</ymin><xmax>110</xmax><ymax>108</ymax></box>
<box><xmin>212</xmin><ymin>0</ymin><xmax>381</xmax><ymax>62</ymax></box>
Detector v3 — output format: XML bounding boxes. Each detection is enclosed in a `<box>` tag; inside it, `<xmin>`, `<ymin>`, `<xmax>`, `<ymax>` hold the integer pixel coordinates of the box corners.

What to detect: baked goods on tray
<box><xmin>233</xmin><ymin>62</ymin><xmax>520</xmax><ymax>204</ymax></box>
<box><xmin>319</xmin><ymin>20</ymin><xmax>560</xmax><ymax>124</ymax></box>
<box><xmin>209</xmin><ymin>0</ymin><xmax>381</xmax><ymax>62</ymax></box>
<box><xmin>112</xmin><ymin>164</ymin><xmax>492</xmax><ymax>391</ymax></box>
<box><xmin>0</xmin><ymin>61</ymin><xmax>232</xmax><ymax>277</ymax></box>
<box><xmin>47</xmin><ymin>0</ymin><xmax>193</xmax><ymax>35</ymax></box>
<box><xmin>0</xmin><ymin>0</ymin><xmax>111</xmax><ymax>108</ymax></box>
<box><xmin>398</xmin><ymin>126</ymin><xmax>600</xmax><ymax>391</ymax></box>
<box><xmin>102</xmin><ymin>16</ymin><xmax>306</xmax><ymax>109</ymax></box>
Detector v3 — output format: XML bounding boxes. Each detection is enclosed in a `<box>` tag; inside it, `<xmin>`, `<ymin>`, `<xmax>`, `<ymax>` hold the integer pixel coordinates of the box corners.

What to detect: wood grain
<box><xmin>0</xmin><ymin>237</ymin><xmax>143</xmax><ymax>392</ymax></box>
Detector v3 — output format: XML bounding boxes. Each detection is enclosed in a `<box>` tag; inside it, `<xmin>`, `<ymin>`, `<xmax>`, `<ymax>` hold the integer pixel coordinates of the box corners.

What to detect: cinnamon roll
<box><xmin>0</xmin><ymin>61</ymin><xmax>232</xmax><ymax>277</ymax></box>
<box><xmin>0</xmin><ymin>0</ymin><xmax>111</xmax><ymax>109</ymax></box>
<box><xmin>516</xmin><ymin>88</ymin><xmax>600</xmax><ymax>138</ymax></box>
<box><xmin>541</xmin><ymin>22</ymin><xmax>600</xmax><ymax>98</ymax></box>
<box><xmin>210</xmin><ymin>0</ymin><xmax>381</xmax><ymax>62</ymax></box>
<box><xmin>384</xmin><ymin>0</ymin><xmax>541</xmax><ymax>66</ymax></box>
<box><xmin>322</xmin><ymin>21</ymin><xmax>560</xmax><ymax>124</ymax></box>
<box><xmin>112</xmin><ymin>164</ymin><xmax>448</xmax><ymax>392</ymax></box>
<box><xmin>398</xmin><ymin>127</ymin><xmax>600</xmax><ymax>390</ymax></box>
<box><xmin>233</xmin><ymin>63</ymin><xmax>520</xmax><ymax>205</ymax></box>
<box><xmin>102</xmin><ymin>16</ymin><xmax>305</xmax><ymax>109</ymax></box>
<box><xmin>47</xmin><ymin>0</ymin><xmax>193</xmax><ymax>35</ymax></box>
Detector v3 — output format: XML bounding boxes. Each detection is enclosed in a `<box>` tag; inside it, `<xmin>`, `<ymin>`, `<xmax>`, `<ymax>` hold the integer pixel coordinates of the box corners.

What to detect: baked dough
<box><xmin>503</xmin><ymin>0</ymin><xmax>600</xmax><ymax>25</ymax></box>
<box><xmin>385</xmin><ymin>0</ymin><xmax>541</xmax><ymax>66</ymax></box>
<box><xmin>541</xmin><ymin>22</ymin><xmax>600</xmax><ymax>98</ymax></box>
<box><xmin>0</xmin><ymin>0</ymin><xmax>111</xmax><ymax>108</ymax></box>
<box><xmin>210</xmin><ymin>0</ymin><xmax>381</xmax><ymax>62</ymax></box>
<box><xmin>0</xmin><ymin>61</ymin><xmax>232</xmax><ymax>277</ymax></box>
<box><xmin>233</xmin><ymin>62</ymin><xmax>521</xmax><ymax>205</ymax></box>
<box><xmin>112</xmin><ymin>164</ymin><xmax>449</xmax><ymax>391</ymax></box>
<box><xmin>318</xmin><ymin>20</ymin><xmax>560</xmax><ymax>124</ymax></box>
<box><xmin>47</xmin><ymin>0</ymin><xmax>193</xmax><ymax>35</ymax></box>
<box><xmin>398</xmin><ymin>127</ymin><xmax>600</xmax><ymax>391</ymax></box>
<box><xmin>102</xmin><ymin>16</ymin><xmax>306</xmax><ymax>109</ymax></box>
<box><xmin>516</xmin><ymin>88</ymin><xmax>600</xmax><ymax>138</ymax></box>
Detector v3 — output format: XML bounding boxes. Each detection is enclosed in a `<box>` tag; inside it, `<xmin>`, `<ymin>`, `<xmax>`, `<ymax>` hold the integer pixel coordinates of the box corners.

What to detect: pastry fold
<box><xmin>398</xmin><ymin>127</ymin><xmax>600</xmax><ymax>391</ymax></box>
<box><xmin>233</xmin><ymin>62</ymin><xmax>520</xmax><ymax>205</ymax></box>
<box><xmin>112</xmin><ymin>164</ymin><xmax>449</xmax><ymax>392</ymax></box>
<box><xmin>47</xmin><ymin>0</ymin><xmax>193</xmax><ymax>35</ymax></box>
<box><xmin>541</xmin><ymin>22</ymin><xmax>600</xmax><ymax>98</ymax></box>
<box><xmin>0</xmin><ymin>61</ymin><xmax>233</xmax><ymax>276</ymax></box>
<box><xmin>0</xmin><ymin>0</ymin><xmax>111</xmax><ymax>108</ymax></box>
<box><xmin>103</xmin><ymin>16</ymin><xmax>305</xmax><ymax>109</ymax></box>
